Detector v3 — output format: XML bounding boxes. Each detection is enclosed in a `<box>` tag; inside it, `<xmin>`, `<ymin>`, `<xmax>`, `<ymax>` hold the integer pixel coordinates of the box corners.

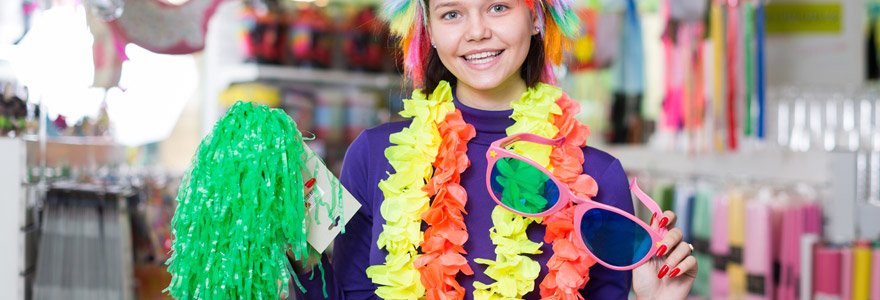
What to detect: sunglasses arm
<box><xmin>497</xmin><ymin>133</ymin><xmax>566</xmax><ymax>148</ymax></box>
<box><xmin>629</xmin><ymin>178</ymin><xmax>668</xmax><ymax>234</ymax></box>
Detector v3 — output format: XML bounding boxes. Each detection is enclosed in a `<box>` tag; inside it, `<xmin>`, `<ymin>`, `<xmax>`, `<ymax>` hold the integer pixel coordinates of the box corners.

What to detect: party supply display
<box><xmin>381</xmin><ymin>0</ymin><xmax>581</xmax><ymax>86</ymax></box>
<box><xmin>165</xmin><ymin>101</ymin><xmax>338</xmax><ymax>299</ymax></box>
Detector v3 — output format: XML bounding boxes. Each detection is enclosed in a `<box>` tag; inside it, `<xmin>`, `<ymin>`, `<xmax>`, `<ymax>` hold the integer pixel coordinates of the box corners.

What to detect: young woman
<box><xmin>291</xmin><ymin>0</ymin><xmax>697</xmax><ymax>299</ymax></box>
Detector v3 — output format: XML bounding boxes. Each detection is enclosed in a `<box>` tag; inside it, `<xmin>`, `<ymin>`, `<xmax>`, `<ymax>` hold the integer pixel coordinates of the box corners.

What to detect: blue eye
<box><xmin>442</xmin><ymin>11</ymin><xmax>460</xmax><ymax>19</ymax></box>
<box><xmin>490</xmin><ymin>4</ymin><xmax>508</xmax><ymax>13</ymax></box>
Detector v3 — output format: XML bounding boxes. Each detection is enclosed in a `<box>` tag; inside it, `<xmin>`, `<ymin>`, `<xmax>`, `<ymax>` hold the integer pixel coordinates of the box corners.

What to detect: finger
<box><xmin>658</xmin><ymin>210</ymin><xmax>677</xmax><ymax>229</ymax></box>
<box><xmin>667</xmin><ymin>255</ymin><xmax>698</xmax><ymax>278</ymax></box>
<box><xmin>662</xmin><ymin>241</ymin><xmax>692</xmax><ymax>275</ymax></box>
<box><xmin>654</xmin><ymin>228</ymin><xmax>683</xmax><ymax>258</ymax></box>
<box><xmin>304</xmin><ymin>178</ymin><xmax>316</xmax><ymax>195</ymax></box>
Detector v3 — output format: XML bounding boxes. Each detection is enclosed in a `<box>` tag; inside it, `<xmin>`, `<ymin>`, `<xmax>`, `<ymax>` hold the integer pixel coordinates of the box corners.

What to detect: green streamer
<box><xmin>164</xmin><ymin>101</ymin><xmax>332</xmax><ymax>299</ymax></box>
<box><xmin>495</xmin><ymin>157</ymin><xmax>551</xmax><ymax>214</ymax></box>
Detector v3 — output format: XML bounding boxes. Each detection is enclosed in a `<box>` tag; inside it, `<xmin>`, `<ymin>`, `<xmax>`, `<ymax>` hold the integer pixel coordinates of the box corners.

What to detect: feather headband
<box><xmin>382</xmin><ymin>0</ymin><xmax>582</xmax><ymax>86</ymax></box>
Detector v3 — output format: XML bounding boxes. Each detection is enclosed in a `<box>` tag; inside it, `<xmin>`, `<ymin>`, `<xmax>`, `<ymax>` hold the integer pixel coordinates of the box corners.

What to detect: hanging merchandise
<box><xmin>691</xmin><ymin>185</ymin><xmax>713</xmax><ymax>298</ymax></box>
<box><xmin>725</xmin><ymin>1</ymin><xmax>740</xmax><ymax>151</ymax></box>
<box><xmin>743</xmin><ymin>192</ymin><xmax>773</xmax><ymax>300</ymax></box>
<box><xmin>755</xmin><ymin>0</ymin><xmax>766</xmax><ymax>140</ymax></box>
<box><xmin>710</xmin><ymin>0</ymin><xmax>726</xmax><ymax>152</ymax></box>
<box><xmin>288</xmin><ymin>6</ymin><xmax>334</xmax><ymax>68</ymax></box>
<box><xmin>608</xmin><ymin>0</ymin><xmax>647</xmax><ymax>144</ymax></box>
<box><xmin>727</xmin><ymin>190</ymin><xmax>746</xmax><ymax>299</ymax></box>
<box><xmin>710</xmin><ymin>194</ymin><xmax>729</xmax><ymax>300</ymax></box>
<box><xmin>341</xmin><ymin>6</ymin><xmax>387</xmax><ymax>72</ymax></box>
<box><xmin>240</xmin><ymin>0</ymin><xmax>284</xmax><ymax>64</ymax></box>
<box><xmin>742</xmin><ymin>1</ymin><xmax>755</xmax><ymax>139</ymax></box>
<box><xmin>96</xmin><ymin>0</ymin><xmax>224</xmax><ymax>55</ymax></box>
<box><xmin>569</xmin><ymin>8</ymin><xmax>597</xmax><ymax>71</ymax></box>
<box><xmin>164</xmin><ymin>102</ymin><xmax>343</xmax><ymax>299</ymax></box>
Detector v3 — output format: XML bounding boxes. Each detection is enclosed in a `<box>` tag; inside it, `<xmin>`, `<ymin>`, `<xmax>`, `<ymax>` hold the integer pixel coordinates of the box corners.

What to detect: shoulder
<box><xmin>581</xmin><ymin>145</ymin><xmax>622</xmax><ymax>178</ymax></box>
<box><xmin>347</xmin><ymin>120</ymin><xmax>412</xmax><ymax>154</ymax></box>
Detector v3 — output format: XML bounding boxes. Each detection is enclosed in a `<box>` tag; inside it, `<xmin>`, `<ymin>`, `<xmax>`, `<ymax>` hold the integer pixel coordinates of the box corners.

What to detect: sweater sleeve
<box><xmin>580</xmin><ymin>158</ymin><xmax>634</xmax><ymax>299</ymax></box>
<box><xmin>293</xmin><ymin>131</ymin><xmax>378</xmax><ymax>300</ymax></box>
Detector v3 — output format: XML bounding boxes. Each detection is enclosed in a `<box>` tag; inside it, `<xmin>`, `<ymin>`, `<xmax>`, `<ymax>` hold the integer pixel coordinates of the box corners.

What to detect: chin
<box><xmin>458</xmin><ymin>77</ymin><xmax>507</xmax><ymax>91</ymax></box>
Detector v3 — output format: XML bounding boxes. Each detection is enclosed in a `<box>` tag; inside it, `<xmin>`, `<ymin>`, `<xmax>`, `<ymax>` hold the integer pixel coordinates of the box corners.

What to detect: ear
<box><xmin>531</xmin><ymin>7</ymin><xmax>541</xmax><ymax>35</ymax></box>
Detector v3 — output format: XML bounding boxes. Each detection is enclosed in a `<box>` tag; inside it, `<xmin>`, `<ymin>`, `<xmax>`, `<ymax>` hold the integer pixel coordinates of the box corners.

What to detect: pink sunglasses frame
<box><xmin>485</xmin><ymin>133</ymin><xmax>667</xmax><ymax>270</ymax></box>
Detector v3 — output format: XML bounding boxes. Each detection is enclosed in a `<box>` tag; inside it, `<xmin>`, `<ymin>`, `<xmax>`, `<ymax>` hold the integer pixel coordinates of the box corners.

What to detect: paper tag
<box><xmin>302</xmin><ymin>144</ymin><xmax>361</xmax><ymax>253</ymax></box>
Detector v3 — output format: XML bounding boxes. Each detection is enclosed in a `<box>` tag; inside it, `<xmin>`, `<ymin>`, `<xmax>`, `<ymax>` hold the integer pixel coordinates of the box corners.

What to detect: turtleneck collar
<box><xmin>452</xmin><ymin>92</ymin><xmax>515</xmax><ymax>135</ymax></box>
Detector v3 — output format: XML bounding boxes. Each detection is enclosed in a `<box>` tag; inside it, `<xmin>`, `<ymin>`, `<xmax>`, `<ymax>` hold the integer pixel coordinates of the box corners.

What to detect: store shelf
<box><xmin>221</xmin><ymin>64</ymin><xmax>402</xmax><ymax>89</ymax></box>
<box><xmin>22</xmin><ymin>134</ymin><xmax>117</xmax><ymax>146</ymax></box>
<box><xmin>606</xmin><ymin>145</ymin><xmax>830</xmax><ymax>186</ymax></box>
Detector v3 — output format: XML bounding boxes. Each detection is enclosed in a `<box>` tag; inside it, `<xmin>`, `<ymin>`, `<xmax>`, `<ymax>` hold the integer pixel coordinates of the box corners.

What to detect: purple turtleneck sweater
<box><xmin>294</xmin><ymin>98</ymin><xmax>633</xmax><ymax>300</ymax></box>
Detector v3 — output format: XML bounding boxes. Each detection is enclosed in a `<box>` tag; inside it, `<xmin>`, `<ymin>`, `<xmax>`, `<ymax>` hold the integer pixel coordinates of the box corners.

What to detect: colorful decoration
<box><xmin>107</xmin><ymin>0</ymin><xmax>224</xmax><ymax>55</ymax></box>
<box><xmin>372</xmin><ymin>81</ymin><xmax>596</xmax><ymax>299</ymax></box>
<box><xmin>366</xmin><ymin>81</ymin><xmax>454</xmax><ymax>298</ymax></box>
<box><xmin>165</xmin><ymin>101</ymin><xmax>333</xmax><ymax>299</ymax></box>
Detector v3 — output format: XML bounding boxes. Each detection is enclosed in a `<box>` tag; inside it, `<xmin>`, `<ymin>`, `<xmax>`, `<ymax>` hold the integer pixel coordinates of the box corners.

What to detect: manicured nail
<box><xmin>305</xmin><ymin>178</ymin><xmax>316</xmax><ymax>189</ymax></box>
<box><xmin>650</xmin><ymin>213</ymin><xmax>656</xmax><ymax>226</ymax></box>
<box><xmin>655</xmin><ymin>244</ymin><xmax>667</xmax><ymax>257</ymax></box>
<box><xmin>658</xmin><ymin>217</ymin><xmax>669</xmax><ymax>228</ymax></box>
<box><xmin>657</xmin><ymin>265</ymin><xmax>669</xmax><ymax>278</ymax></box>
<box><xmin>668</xmin><ymin>268</ymin><xmax>681</xmax><ymax>278</ymax></box>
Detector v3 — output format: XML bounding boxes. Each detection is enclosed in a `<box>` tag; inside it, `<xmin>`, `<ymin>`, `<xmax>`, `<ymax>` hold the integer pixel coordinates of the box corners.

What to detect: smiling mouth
<box><xmin>462</xmin><ymin>50</ymin><xmax>504</xmax><ymax>64</ymax></box>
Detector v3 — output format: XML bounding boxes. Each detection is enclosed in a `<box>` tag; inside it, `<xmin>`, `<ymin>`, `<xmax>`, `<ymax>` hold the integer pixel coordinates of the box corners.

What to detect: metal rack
<box><xmin>32</xmin><ymin>183</ymin><xmax>135</xmax><ymax>300</ymax></box>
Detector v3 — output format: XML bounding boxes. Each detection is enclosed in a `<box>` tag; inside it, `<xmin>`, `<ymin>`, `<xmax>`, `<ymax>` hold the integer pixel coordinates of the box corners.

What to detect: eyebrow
<box><xmin>431</xmin><ymin>0</ymin><xmax>461</xmax><ymax>10</ymax></box>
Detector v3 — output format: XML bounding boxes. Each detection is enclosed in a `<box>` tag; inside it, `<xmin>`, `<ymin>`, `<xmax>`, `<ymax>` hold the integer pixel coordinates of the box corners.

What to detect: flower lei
<box><xmin>368</xmin><ymin>81</ymin><xmax>597</xmax><ymax>299</ymax></box>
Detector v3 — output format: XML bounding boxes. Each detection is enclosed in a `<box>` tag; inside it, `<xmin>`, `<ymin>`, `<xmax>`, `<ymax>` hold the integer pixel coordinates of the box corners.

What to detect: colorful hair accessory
<box><xmin>382</xmin><ymin>0</ymin><xmax>582</xmax><ymax>86</ymax></box>
<box><xmin>165</xmin><ymin>101</ymin><xmax>336</xmax><ymax>299</ymax></box>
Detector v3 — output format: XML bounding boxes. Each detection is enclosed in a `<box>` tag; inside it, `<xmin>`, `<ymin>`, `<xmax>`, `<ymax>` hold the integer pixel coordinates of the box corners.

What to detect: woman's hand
<box><xmin>632</xmin><ymin>210</ymin><xmax>698</xmax><ymax>300</ymax></box>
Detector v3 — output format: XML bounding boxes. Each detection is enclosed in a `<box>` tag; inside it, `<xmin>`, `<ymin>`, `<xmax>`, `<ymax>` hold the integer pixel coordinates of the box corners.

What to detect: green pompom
<box><xmin>165</xmin><ymin>101</ymin><xmax>324</xmax><ymax>299</ymax></box>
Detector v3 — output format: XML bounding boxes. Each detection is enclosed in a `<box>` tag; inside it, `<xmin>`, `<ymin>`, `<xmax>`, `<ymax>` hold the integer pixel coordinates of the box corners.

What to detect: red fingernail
<box><xmin>655</xmin><ymin>244</ymin><xmax>667</xmax><ymax>257</ymax></box>
<box><xmin>658</xmin><ymin>217</ymin><xmax>669</xmax><ymax>228</ymax></box>
<box><xmin>658</xmin><ymin>265</ymin><xmax>669</xmax><ymax>278</ymax></box>
<box><xmin>305</xmin><ymin>178</ymin><xmax>316</xmax><ymax>189</ymax></box>
<box><xmin>668</xmin><ymin>268</ymin><xmax>680</xmax><ymax>278</ymax></box>
<box><xmin>650</xmin><ymin>213</ymin><xmax>656</xmax><ymax>226</ymax></box>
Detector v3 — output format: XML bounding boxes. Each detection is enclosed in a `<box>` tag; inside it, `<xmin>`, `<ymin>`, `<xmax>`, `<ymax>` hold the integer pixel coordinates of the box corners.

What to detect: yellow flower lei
<box><xmin>473</xmin><ymin>83</ymin><xmax>563</xmax><ymax>300</ymax></box>
<box><xmin>369</xmin><ymin>81</ymin><xmax>566</xmax><ymax>299</ymax></box>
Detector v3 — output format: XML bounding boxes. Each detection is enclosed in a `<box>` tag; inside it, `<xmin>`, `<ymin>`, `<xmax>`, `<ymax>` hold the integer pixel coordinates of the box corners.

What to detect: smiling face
<box><xmin>426</xmin><ymin>0</ymin><xmax>539</xmax><ymax>93</ymax></box>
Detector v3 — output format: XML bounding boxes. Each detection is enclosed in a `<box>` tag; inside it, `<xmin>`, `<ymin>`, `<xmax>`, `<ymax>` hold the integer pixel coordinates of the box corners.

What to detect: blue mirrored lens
<box><xmin>580</xmin><ymin>208</ymin><xmax>652</xmax><ymax>267</ymax></box>
<box><xmin>489</xmin><ymin>157</ymin><xmax>559</xmax><ymax>214</ymax></box>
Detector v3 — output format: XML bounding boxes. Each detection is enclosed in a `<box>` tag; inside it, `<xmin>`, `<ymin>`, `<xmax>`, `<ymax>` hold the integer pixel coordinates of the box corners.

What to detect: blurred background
<box><xmin>1</xmin><ymin>0</ymin><xmax>879</xmax><ymax>299</ymax></box>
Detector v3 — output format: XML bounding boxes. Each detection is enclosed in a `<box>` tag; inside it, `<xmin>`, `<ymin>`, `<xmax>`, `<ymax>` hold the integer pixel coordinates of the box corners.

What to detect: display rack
<box><xmin>607</xmin><ymin>145</ymin><xmax>880</xmax><ymax>244</ymax></box>
<box><xmin>201</xmin><ymin>0</ymin><xmax>404</xmax><ymax>137</ymax></box>
<box><xmin>606</xmin><ymin>146</ymin><xmax>829</xmax><ymax>186</ymax></box>
<box><xmin>0</xmin><ymin>138</ymin><xmax>37</xmax><ymax>300</ymax></box>
<box><xmin>222</xmin><ymin>64</ymin><xmax>400</xmax><ymax>90</ymax></box>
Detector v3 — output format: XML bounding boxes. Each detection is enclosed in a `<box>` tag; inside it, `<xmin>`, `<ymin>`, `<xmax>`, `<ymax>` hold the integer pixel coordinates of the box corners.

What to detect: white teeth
<box><xmin>464</xmin><ymin>51</ymin><xmax>501</xmax><ymax>61</ymax></box>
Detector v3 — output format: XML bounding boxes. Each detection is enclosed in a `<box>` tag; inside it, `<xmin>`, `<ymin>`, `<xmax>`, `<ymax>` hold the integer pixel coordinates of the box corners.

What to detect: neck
<box><xmin>454</xmin><ymin>76</ymin><xmax>528</xmax><ymax>111</ymax></box>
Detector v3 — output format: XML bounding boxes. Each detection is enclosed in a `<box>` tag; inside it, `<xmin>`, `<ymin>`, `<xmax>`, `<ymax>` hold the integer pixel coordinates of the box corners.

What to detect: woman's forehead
<box><xmin>428</xmin><ymin>0</ymin><xmax>522</xmax><ymax>10</ymax></box>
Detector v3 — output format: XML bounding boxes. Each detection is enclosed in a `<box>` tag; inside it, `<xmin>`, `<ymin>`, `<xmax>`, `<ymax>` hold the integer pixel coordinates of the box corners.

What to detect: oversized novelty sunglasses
<box><xmin>485</xmin><ymin>133</ymin><xmax>667</xmax><ymax>270</ymax></box>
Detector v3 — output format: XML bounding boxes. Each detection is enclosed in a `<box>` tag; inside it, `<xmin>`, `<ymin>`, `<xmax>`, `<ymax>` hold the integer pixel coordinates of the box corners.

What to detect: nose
<box><xmin>464</xmin><ymin>13</ymin><xmax>491</xmax><ymax>42</ymax></box>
